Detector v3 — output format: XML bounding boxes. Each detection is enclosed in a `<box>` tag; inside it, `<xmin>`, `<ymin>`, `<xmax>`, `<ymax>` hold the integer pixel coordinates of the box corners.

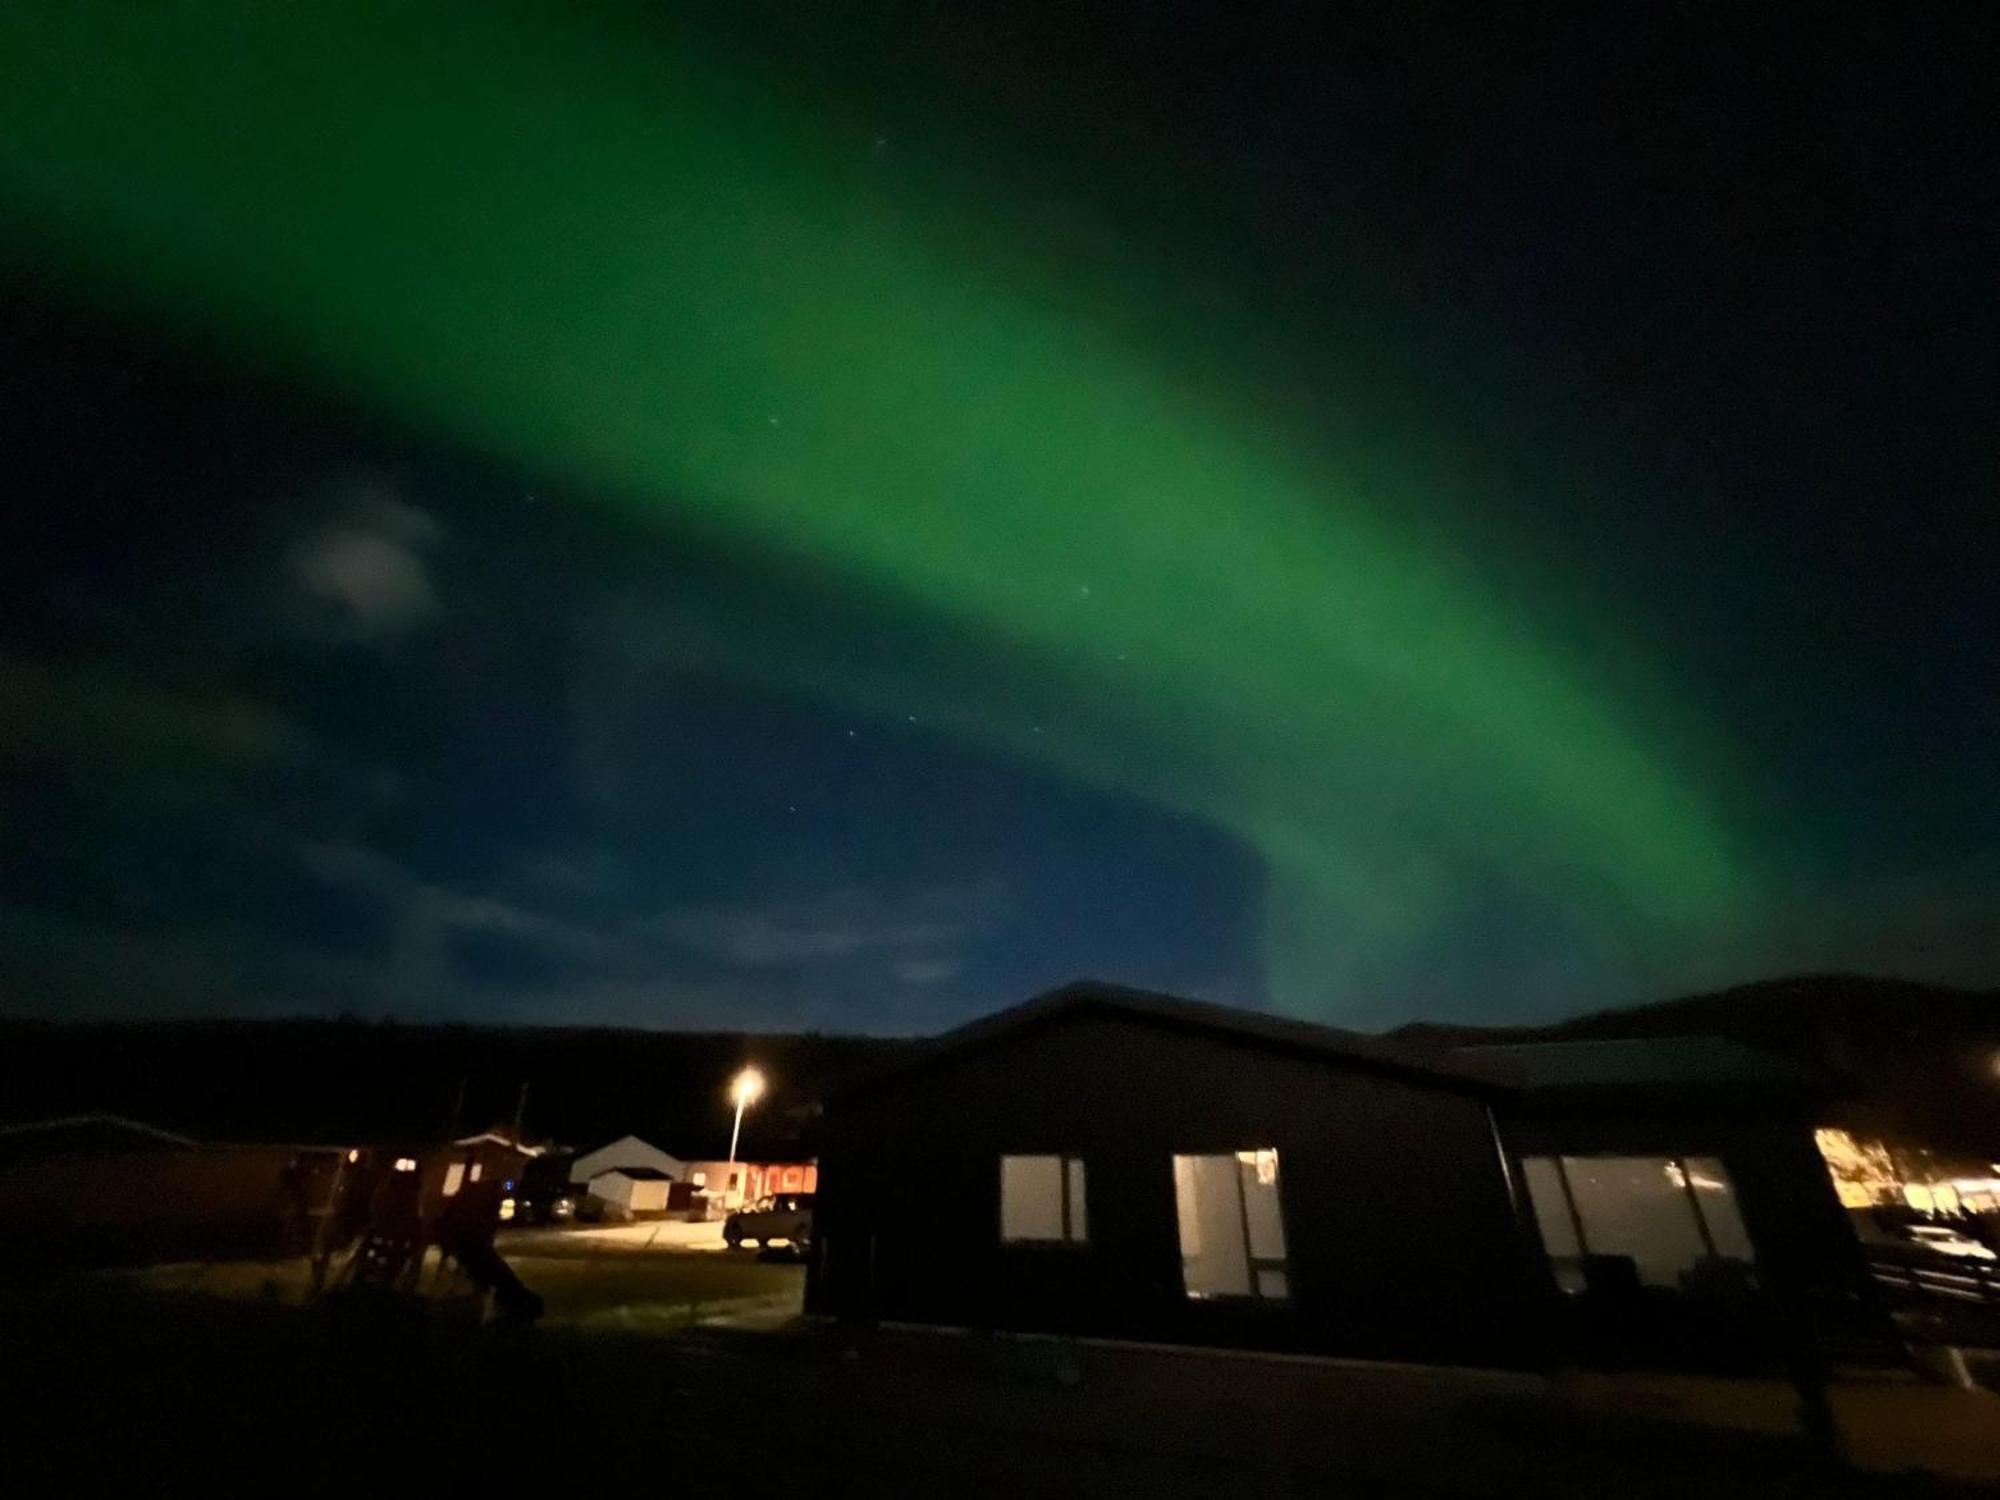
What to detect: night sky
<box><xmin>2</xmin><ymin>4</ymin><xmax>1993</xmax><ymax>1032</ymax></box>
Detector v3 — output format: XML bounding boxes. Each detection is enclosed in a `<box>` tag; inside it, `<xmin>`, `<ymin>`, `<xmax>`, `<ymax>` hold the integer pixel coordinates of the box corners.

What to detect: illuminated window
<box><xmin>1523</xmin><ymin>1155</ymin><xmax>1756</xmax><ymax>1292</ymax></box>
<box><xmin>1815</xmin><ymin>1127</ymin><xmax>1900</xmax><ymax>1209</ymax></box>
<box><xmin>441</xmin><ymin>1162</ymin><xmax>465</xmax><ymax>1197</ymax></box>
<box><xmin>1174</xmin><ymin>1150</ymin><xmax>1287</xmax><ymax>1300</ymax></box>
<box><xmin>469</xmin><ymin>1162</ymin><xmax>483</xmax><ymax>1182</ymax></box>
<box><xmin>1000</xmin><ymin>1155</ymin><xmax>1087</xmax><ymax>1244</ymax></box>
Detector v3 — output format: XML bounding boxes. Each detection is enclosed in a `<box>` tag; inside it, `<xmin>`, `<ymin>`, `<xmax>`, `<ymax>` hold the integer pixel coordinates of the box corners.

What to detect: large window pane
<box><xmin>1176</xmin><ymin>1154</ymin><xmax>1248</xmax><ymax>1296</ymax></box>
<box><xmin>1238</xmin><ymin>1150</ymin><xmax>1286</xmax><ymax>1261</ymax></box>
<box><xmin>1001</xmin><ymin>1155</ymin><xmax>1064</xmax><ymax>1242</ymax></box>
<box><xmin>1001</xmin><ymin>1155</ymin><xmax>1085</xmax><ymax>1243</ymax></box>
<box><xmin>1562</xmin><ymin>1156</ymin><xmax>1708</xmax><ymax>1289</ymax></box>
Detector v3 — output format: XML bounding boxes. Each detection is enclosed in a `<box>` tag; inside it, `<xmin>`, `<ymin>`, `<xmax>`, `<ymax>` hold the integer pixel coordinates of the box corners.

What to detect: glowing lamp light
<box><xmin>726</xmin><ymin>1065</ymin><xmax>767</xmax><ymax>1166</ymax></box>
<box><xmin>393</xmin><ymin>1157</ymin><xmax>418</xmax><ymax>1173</ymax></box>
<box><xmin>731</xmin><ymin>1067</ymin><xmax>767</xmax><ymax>1108</ymax></box>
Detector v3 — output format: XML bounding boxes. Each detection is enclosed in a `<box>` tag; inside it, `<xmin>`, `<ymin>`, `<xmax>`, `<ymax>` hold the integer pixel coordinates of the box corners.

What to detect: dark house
<box><xmin>807</xmin><ymin>983</ymin><xmax>1895</xmax><ymax>1374</ymax></box>
<box><xmin>806</xmin><ymin>983</ymin><xmax>1551</xmax><ymax>1369</ymax></box>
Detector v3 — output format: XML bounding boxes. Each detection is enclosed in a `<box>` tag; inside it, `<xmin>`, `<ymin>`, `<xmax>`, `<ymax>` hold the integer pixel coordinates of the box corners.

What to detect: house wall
<box><xmin>807</xmin><ymin>1014</ymin><xmax>1550</xmax><ymax>1369</ymax></box>
<box><xmin>627</xmin><ymin>1177</ymin><xmax>670</xmax><ymax>1213</ymax></box>
<box><xmin>748</xmin><ymin>1162</ymin><xmax>818</xmax><ymax>1198</ymax></box>
<box><xmin>591</xmin><ymin>1172</ymin><xmax>637</xmax><ymax>1209</ymax></box>
<box><xmin>0</xmin><ymin>1144</ymin><xmax>343</xmax><ymax>1265</ymax></box>
<box><xmin>681</xmin><ymin>1160</ymin><xmax>754</xmax><ymax>1208</ymax></box>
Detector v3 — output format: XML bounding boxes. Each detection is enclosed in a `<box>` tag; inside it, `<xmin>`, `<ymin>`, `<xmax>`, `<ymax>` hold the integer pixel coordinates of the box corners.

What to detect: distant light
<box><xmin>731</xmin><ymin>1066</ymin><xmax>767</xmax><ymax>1108</ymax></box>
<box><xmin>393</xmin><ymin>1156</ymin><xmax>418</xmax><ymax>1173</ymax></box>
<box><xmin>499</xmin><ymin>1197</ymin><xmax>516</xmax><ymax>1222</ymax></box>
<box><xmin>346</xmin><ymin>1149</ymin><xmax>360</xmax><ymax>1164</ymax></box>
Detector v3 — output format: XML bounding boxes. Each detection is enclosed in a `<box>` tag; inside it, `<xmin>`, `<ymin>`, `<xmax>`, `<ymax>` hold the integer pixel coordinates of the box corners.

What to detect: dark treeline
<box><xmin>0</xmin><ymin>1017</ymin><xmax>922</xmax><ymax>1158</ymax></box>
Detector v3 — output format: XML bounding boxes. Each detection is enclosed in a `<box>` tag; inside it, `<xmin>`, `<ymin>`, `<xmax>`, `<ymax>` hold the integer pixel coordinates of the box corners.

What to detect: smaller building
<box><xmin>568</xmin><ymin>1134</ymin><xmax>686</xmax><ymax>1187</ymax></box>
<box><xmin>590</xmin><ymin>1165</ymin><xmax>674</xmax><ymax>1217</ymax></box>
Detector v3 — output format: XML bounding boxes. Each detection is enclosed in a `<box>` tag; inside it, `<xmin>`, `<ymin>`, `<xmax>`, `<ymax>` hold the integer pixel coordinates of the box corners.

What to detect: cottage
<box><xmin>806</xmin><ymin>982</ymin><xmax>1548</xmax><ymax>1368</ymax></box>
<box><xmin>589</xmin><ymin>1165</ymin><xmax>674</xmax><ymax>1217</ymax></box>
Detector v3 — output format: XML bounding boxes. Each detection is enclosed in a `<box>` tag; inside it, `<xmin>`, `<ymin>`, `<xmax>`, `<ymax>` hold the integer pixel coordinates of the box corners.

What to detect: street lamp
<box><xmin>727</xmin><ymin>1065</ymin><xmax>766</xmax><ymax>1165</ymax></box>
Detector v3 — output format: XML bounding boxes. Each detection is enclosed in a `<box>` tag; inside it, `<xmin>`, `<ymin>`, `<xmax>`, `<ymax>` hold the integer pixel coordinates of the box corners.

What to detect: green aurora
<box><xmin>0</xmin><ymin>3</ymin><xmax>1753</xmax><ymax>1017</ymax></box>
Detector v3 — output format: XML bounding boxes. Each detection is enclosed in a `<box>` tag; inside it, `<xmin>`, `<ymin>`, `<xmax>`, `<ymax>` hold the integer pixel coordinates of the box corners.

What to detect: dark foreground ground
<box><xmin>3</xmin><ymin>1268</ymin><xmax>1991</xmax><ymax>1497</ymax></box>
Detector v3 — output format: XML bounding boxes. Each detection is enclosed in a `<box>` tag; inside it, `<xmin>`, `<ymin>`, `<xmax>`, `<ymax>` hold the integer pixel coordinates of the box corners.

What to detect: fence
<box><xmin>1865</xmin><ymin>1246</ymin><xmax>2000</xmax><ymax>1307</ymax></box>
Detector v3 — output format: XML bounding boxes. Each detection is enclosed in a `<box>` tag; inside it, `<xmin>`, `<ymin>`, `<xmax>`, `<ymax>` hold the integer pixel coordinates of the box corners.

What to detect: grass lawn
<box><xmin>119</xmin><ymin>1238</ymin><xmax>803</xmax><ymax>1328</ymax></box>
<box><xmin>16</xmin><ymin>1260</ymin><xmax>1992</xmax><ymax>1494</ymax></box>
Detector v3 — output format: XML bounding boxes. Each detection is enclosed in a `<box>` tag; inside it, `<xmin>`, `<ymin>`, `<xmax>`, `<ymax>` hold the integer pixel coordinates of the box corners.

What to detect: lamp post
<box><xmin>727</xmin><ymin>1065</ymin><xmax>766</xmax><ymax>1165</ymax></box>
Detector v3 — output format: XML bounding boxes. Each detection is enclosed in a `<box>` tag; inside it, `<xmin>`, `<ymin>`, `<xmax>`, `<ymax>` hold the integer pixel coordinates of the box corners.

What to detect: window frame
<box><xmin>1173</xmin><ymin>1148</ymin><xmax>1291</xmax><ymax>1303</ymax></box>
<box><xmin>998</xmin><ymin>1153</ymin><xmax>1089</xmax><ymax>1247</ymax></box>
<box><xmin>1525</xmin><ymin>1152</ymin><xmax>1755</xmax><ymax>1294</ymax></box>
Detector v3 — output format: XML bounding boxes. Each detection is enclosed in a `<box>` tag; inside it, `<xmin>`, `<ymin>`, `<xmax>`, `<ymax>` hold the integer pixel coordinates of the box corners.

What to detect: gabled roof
<box><xmin>0</xmin><ymin>1112</ymin><xmax>198</xmax><ymax>1147</ymax></box>
<box><xmin>834</xmin><ymin>980</ymin><xmax>1505</xmax><ymax>1104</ymax></box>
<box><xmin>576</xmin><ymin>1133</ymin><xmax>675</xmax><ymax>1158</ymax></box>
<box><xmin>591</xmin><ymin>1165</ymin><xmax>673</xmax><ymax>1182</ymax></box>
<box><xmin>1459</xmin><ymin>1035</ymin><xmax>1817</xmax><ymax>1093</ymax></box>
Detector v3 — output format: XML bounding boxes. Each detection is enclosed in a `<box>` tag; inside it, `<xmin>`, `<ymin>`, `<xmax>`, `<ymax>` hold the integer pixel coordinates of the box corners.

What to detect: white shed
<box><xmin>569</xmin><ymin>1134</ymin><xmax>685</xmax><ymax>1186</ymax></box>
<box><xmin>589</xmin><ymin>1166</ymin><xmax>673</xmax><ymax>1214</ymax></box>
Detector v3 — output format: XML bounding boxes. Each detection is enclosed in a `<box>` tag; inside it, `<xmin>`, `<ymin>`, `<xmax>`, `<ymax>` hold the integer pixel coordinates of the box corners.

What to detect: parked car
<box><xmin>1903</xmin><ymin>1224</ymin><xmax>1997</xmax><ymax>1261</ymax></box>
<box><xmin>505</xmin><ymin>1190</ymin><xmax>577</xmax><ymax>1226</ymax></box>
<box><xmin>724</xmin><ymin>1192</ymin><xmax>814</xmax><ymax>1253</ymax></box>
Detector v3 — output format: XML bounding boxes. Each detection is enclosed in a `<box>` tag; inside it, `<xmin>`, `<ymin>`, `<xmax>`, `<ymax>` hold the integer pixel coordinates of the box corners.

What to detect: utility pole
<box><xmin>444</xmin><ymin>1073</ymin><xmax>468</xmax><ymax>1138</ymax></box>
